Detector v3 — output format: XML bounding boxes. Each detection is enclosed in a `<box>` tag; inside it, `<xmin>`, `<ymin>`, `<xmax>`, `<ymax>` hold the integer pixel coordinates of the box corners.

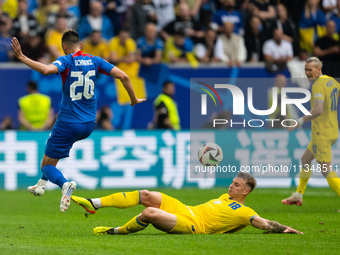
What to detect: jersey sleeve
<box><xmin>313</xmin><ymin>82</ymin><xmax>326</xmax><ymax>101</ymax></box>
<box><xmin>237</xmin><ymin>207</ymin><xmax>259</xmax><ymax>226</ymax></box>
<box><xmin>95</xmin><ymin>56</ymin><xmax>115</xmax><ymax>76</ymax></box>
<box><xmin>52</xmin><ymin>56</ymin><xmax>68</xmax><ymax>73</ymax></box>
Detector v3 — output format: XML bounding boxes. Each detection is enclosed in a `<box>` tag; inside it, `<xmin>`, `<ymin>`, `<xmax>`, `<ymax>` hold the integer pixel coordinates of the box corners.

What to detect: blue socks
<box><xmin>42</xmin><ymin>165</ymin><xmax>68</xmax><ymax>189</ymax></box>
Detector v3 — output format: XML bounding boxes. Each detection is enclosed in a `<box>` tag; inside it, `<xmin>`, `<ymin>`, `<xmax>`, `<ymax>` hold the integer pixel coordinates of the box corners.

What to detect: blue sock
<box><xmin>42</xmin><ymin>165</ymin><xmax>68</xmax><ymax>189</ymax></box>
<box><xmin>41</xmin><ymin>174</ymin><xmax>48</xmax><ymax>181</ymax></box>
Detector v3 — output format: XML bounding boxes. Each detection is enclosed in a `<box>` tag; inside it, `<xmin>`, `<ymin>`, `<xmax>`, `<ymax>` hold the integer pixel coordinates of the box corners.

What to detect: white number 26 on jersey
<box><xmin>70</xmin><ymin>70</ymin><xmax>96</xmax><ymax>101</ymax></box>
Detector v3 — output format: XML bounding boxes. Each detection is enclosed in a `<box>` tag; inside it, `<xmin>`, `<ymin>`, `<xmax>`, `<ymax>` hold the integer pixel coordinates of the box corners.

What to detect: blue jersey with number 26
<box><xmin>52</xmin><ymin>51</ymin><xmax>115</xmax><ymax>123</ymax></box>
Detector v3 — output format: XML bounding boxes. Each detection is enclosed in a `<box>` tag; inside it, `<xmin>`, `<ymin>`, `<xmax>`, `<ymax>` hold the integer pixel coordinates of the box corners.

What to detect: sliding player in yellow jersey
<box><xmin>72</xmin><ymin>172</ymin><xmax>302</xmax><ymax>235</ymax></box>
<box><xmin>282</xmin><ymin>57</ymin><xmax>340</xmax><ymax>206</ymax></box>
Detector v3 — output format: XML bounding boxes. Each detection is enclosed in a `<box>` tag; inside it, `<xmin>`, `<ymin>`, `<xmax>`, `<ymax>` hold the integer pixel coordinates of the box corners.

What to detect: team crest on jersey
<box><xmin>326</xmin><ymin>80</ymin><xmax>334</xmax><ymax>87</ymax></box>
<box><xmin>214</xmin><ymin>200</ymin><xmax>222</xmax><ymax>204</ymax></box>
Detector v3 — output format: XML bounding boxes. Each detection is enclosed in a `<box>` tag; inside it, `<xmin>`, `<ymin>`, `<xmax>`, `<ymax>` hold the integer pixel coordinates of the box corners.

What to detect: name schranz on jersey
<box><xmin>75</xmin><ymin>59</ymin><xmax>93</xmax><ymax>66</ymax></box>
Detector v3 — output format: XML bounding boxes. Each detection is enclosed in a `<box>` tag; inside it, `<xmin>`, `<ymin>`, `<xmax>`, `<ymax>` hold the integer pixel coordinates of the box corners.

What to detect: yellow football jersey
<box><xmin>189</xmin><ymin>194</ymin><xmax>258</xmax><ymax>234</ymax></box>
<box><xmin>82</xmin><ymin>39</ymin><xmax>109</xmax><ymax>60</ymax></box>
<box><xmin>311</xmin><ymin>75</ymin><xmax>340</xmax><ymax>140</ymax></box>
<box><xmin>108</xmin><ymin>37</ymin><xmax>136</xmax><ymax>59</ymax></box>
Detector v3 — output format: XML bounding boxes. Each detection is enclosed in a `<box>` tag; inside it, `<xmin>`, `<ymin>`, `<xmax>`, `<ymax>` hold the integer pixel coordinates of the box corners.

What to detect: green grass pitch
<box><xmin>1</xmin><ymin>188</ymin><xmax>339</xmax><ymax>255</ymax></box>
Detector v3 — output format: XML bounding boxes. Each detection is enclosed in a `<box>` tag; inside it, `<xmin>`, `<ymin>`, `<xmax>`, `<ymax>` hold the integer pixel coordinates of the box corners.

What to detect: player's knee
<box><xmin>140</xmin><ymin>189</ymin><xmax>151</xmax><ymax>203</ymax></box>
<box><xmin>141</xmin><ymin>207</ymin><xmax>159</xmax><ymax>220</ymax></box>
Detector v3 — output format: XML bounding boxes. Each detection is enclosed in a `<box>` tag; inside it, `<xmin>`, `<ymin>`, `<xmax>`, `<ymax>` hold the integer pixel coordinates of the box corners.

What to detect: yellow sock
<box><xmin>118</xmin><ymin>215</ymin><xmax>149</xmax><ymax>234</ymax></box>
<box><xmin>326</xmin><ymin>171</ymin><xmax>340</xmax><ymax>196</ymax></box>
<box><xmin>100</xmin><ymin>190</ymin><xmax>140</xmax><ymax>208</ymax></box>
<box><xmin>296</xmin><ymin>167</ymin><xmax>311</xmax><ymax>194</ymax></box>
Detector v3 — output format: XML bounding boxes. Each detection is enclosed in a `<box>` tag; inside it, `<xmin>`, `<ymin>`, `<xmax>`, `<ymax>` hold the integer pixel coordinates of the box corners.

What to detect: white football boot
<box><xmin>60</xmin><ymin>181</ymin><xmax>77</xmax><ymax>212</ymax></box>
<box><xmin>27</xmin><ymin>179</ymin><xmax>47</xmax><ymax>197</ymax></box>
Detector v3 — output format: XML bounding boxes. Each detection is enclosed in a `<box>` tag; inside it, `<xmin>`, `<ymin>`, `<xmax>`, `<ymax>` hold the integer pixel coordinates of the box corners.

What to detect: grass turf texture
<box><xmin>1</xmin><ymin>188</ymin><xmax>339</xmax><ymax>255</ymax></box>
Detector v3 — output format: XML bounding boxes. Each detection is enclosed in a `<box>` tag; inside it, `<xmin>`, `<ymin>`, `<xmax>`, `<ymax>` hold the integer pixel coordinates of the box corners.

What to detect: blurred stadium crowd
<box><xmin>1</xmin><ymin>0</ymin><xmax>340</xmax><ymax>68</ymax></box>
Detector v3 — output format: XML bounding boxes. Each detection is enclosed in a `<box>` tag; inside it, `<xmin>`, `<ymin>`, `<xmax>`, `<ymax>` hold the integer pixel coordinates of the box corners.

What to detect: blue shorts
<box><xmin>45</xmin><ymin>120</ymin><xmax>95</xmax><ymax>159</ymax></box>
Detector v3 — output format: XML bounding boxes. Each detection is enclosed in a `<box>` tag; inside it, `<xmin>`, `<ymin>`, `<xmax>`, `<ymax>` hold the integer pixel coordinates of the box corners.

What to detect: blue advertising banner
<box><xmin>0</xmin><ymin>130</ymin><xmax>336</xmax><ymax>190</ymax></box>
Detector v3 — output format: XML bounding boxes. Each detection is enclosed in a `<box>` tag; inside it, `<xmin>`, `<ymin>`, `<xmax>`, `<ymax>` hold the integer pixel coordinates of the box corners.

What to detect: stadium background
<box><xmin>0</xmin><ymin>64</ymin><xmax>337</xmax><ymax>190</ymax></box>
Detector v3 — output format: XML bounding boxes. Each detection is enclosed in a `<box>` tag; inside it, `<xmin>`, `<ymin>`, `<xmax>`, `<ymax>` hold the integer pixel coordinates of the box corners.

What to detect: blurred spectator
<box><xmin>0</xmin><ymin>13</ymin><xmax>14</xmax><ymax>62</ymax></box>
<box><xmin>244</xmin><ymin>15</ymin><xmax>265</xmax><ymax>62</ymax></box>
<box><xmin>194</xmin><ymin>28</ymin><xmax>219</xmax><ymax>63</ymax></box>
<box><xmin>162</xmin><ymin>2</ymin><xmax>204</xmax><ymax>43</ymax></box>
<box><xmin>267</xmin><ymin>74</ymin><xmax>294</xmax><ymax>128</ymax></box>
<box><xmin>109</xmin><ymin>28</ymin><xmax>147</xmax><ymax>106</ymax></box>
<box><xmin>103</xmin><ymin>0</ymin><xmax>128</xmax><ymax>35</ymax></box>
<box><xmin>96</xmin><ymin>105</ymin><xmax>114</xmax><ymax>130</ymax></box>
<box><xmin>136</xmin><ymin>23</ymin><xmax>163</xmax><ymax>66</ymax></box>
<box><xmin>130</xmin><ymin>0</ymin><xmax>157</xmax><ymax>40</ymax></box>
<box><xmin>214</xmin><ymin>22</ymin><xmax>247</xmax><ymax>67</ymax></box>
<box><xmin>18</xmin><ymin>81</ymin><xmax>54</xmax><ymax>131</ymax></box>
<box><xmin>271</xmin><ymin>3</ymin><xmax>299</xmax><ymax>56</ymax></box>
<box><xmin>163</xmin><ymin>29</ymin><xmax>199</xmax><ymax>68</ymax></box>
<box><xmin>329</xmin><ymin>4</ymin><xmax>340</xmax><ymax>32</ymax></box>
<box><xmin>78</xmin><ymin>0</ymin><xmax>114</xmax><ymax>40</ymax></box>
<box><xmin>47</xmin><ymin>0</ymin><xmax>78</xmax><ymax>30</ymax></box>
<box><xmin>299</xmin><ymin>0</ymin><xmax>326</xmax><ymax>54</ymax></box>
<box><xmin>314</xmin><ymin>19</ymin><xmax>339</xmax><ymax>60</ymax></box>
<box><xmin>179</xmin><ymin>0</ymin><xmax>202</xmax><ymax>18</ymax></box>
<box><xmin>0</xmin><ymin>116</ymin><xmax>14</xmax><ymax>130</ymax></box>
<box><xmin>314</xmin><ymin>19</ymin><xmax>340</xmax><ymax>77</ymax></box>
<box><xmin>263</xmin><ymin>28</ymin><xmax>293</xmax><ymax>72</ymax></box>
<box><xmin>11</xmin><ymin>0</ymin><xmax>41</xmax><ymax>43</ymax></box>
<box><xmin>199</xmin><ymin>0</ymin><xmax>215</xmax><ymax>30</ymax></box>
<box><xmin>82</xmin><ymin>30</ymin><xmax>110</xmax><ymax>60</ymax></box>
<box><xmin>211</xmin><ymin>0</ymin><xmax>243</xmax><ymax>35</ymax></box>
<box><xmin>279</xmin><ymin>0</ymin><xmax>305</xmax><ymax>24</ymax></box>
<box><xmin>248</xmin><ymin>0</ymin><xmax>276</xmax><ymax>32</ymax></box>
<box><xmin>152</xmin><ymin>81</ymin><xmax>180</xmax><ymax>130</ymax></box>
<box><xmin>21</xmin><ymin>31</ymin><xmax>49</xmax><ymax>63</ymax></box>
<box><xmin>322</xmin><ymin>0</ymin><xmax>338</xmax><ymax>19</ymax></box>
<box><xmin>153</xmin><ymin>0</ymin><xmax>176</xmax><ymax>30</ymax></box>
<box><xmin>109</xmin><ymin>28</ymin><xmax>139</xmax><ymax>76</ymax></box>
<box><xmin>45</xmin><ymin>15</ymin><xmax>68</xmax><ymax>61</ymax></box>
<box><xmin>2</xmin><ymin>0</ymin><xmax>18</xmax><ymax>19</ymax></box>
<box><xmin>34</xmin><ymin>0</ymin><xmax>59</xmax><ymax>30</ymax></box>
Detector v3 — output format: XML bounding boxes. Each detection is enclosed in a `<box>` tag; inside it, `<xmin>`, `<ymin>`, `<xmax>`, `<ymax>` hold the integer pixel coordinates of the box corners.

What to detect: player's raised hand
<box><xmin>283</xmin><ymin>226</ymin><xmax>304</xmax><ymax>234</ymax></box>
<box><xmin>11</xmin><ymin>37</ymin><xmax>24</xmax><ymax>59</ymax></box>
<box><xmin>130</xmin><ymin>98</ymin><xmax>146</xmax><ymax>107</ymax></box>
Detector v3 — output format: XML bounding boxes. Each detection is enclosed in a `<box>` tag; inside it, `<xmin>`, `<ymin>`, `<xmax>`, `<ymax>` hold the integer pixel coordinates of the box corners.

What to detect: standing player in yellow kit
<box><xmin>72</xmin><ymin>172</ymin><xmax>302</xmax><ymax>235</ymax></box>
<box><xmin>282</xmin><ymin>57</ymin><xmax>340</xmax><ymax>206</ymax></box>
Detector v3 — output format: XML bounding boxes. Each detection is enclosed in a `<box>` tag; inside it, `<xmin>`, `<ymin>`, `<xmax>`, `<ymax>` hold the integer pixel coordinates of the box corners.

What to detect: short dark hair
<box><xmin>62</xmin><ymin>30</ymin><xmax>80</xmax><ymax>46</ymax></box>
<box><xmin>163</xmin><ymin>80</ymin><xmax>174</xmax><ymax>88</ymax></box>
<box><xmin>237</xmin><ymin>172</ymin><xmax>257</xmax><ymax>192</ymax></box>
<box><xmin>27</xmin><ymin>81</ymin><xmax>38</xmax><ymax>91</ymax></box>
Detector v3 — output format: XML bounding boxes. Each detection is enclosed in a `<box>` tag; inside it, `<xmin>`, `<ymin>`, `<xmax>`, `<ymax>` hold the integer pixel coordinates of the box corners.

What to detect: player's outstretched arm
<box><xmin>251</xmin><ymin>216</ymin><xmax>303</xmax><ymax>234</ymax></box>
<box><xmin>11</xmin><ymin>37</ymin><xmax>58</xmax><ymax>76</ymax></box>
<box><xmin>109</xmin><ymin>66</ymin><xmax>146</xmax><ymax>106</ymax></box>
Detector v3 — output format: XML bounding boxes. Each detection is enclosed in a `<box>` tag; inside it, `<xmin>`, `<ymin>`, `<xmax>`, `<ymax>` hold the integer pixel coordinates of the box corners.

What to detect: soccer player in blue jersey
<box><xmin>11</xmin><ymin>30</ymin><xmax>145</xmax><ymax>212</ymax></box>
